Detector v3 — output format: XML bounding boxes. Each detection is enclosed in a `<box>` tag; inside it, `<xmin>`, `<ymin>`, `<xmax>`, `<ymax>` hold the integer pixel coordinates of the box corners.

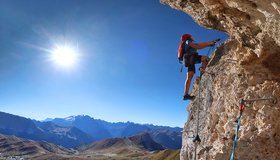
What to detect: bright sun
<box><xmin>50</xmin><ymin>45</ymin><xmax>78</xmax><ymax>68</ymax></box>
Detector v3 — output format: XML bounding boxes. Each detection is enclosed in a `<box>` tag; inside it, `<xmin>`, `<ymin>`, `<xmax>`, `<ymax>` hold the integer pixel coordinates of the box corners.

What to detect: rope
<box><xmin>193</xmin><ymin>43</ymin><xmax>216</xmax><ymax>159</ymax></box>
<box><xmin>207</xmin><ymin>38</ymin><xmax>221</xmax><ymax>57</ymax></box>
<box><xmin>196</xmin><ymin>76</ymin><xmax>202</xmax><ymax>136</ymax></box>
<box><xmin>192</xmin><ymin>39</ymin><xmax>220</xmax><ymax>159</ymax></box>
<box><xmin>229</xmin><ymin>97</ymin><xmax>277</xmax><ymax>159</ymax></box>
<box><xmin>195</xmin><ymin>42</ymin><xmax>216</xmax><ymax>140</ymax></box>
<box><xmin>194</xmin><ymin>142</ymin><xmax>198</xmax><ymax>160</ymax></box>
<box><xmin>206</xmin><ymin>45</ymin><xmax>214</xmax><ymax>57</ymax></box>
<box><xmin>193</xmin><ymin>75</ymin><xmax>202</xmax><ymax>160</ymax></box>
<box><xmin>230</xmin><ymin>99</ymin><xmax>245</xmax><ymax>160</ymax></box>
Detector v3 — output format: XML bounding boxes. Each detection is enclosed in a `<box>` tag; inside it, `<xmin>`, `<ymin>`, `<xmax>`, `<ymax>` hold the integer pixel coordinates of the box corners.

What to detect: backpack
<box><xmin>177</xmin><ymin>41</ymin><xmax>185</xmax><ymax>62</ymax></box>
<box><xmin>178</xmin><ymin>34</ymin><xmax>191</xmax><ymax>62</ymax></box>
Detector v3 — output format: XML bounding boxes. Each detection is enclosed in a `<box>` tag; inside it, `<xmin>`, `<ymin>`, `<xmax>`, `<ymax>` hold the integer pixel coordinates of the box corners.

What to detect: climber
<box><xmin>179</xmin><ymin>34</ymin><xmax>218</xmax><ymax>100</ymax></box>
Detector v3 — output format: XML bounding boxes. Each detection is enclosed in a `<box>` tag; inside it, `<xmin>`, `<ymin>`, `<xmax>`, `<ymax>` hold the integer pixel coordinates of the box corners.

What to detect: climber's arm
<box><xmin>189</xmin><ymin>41</ymin><xmax>214</xmax><ymax>49</ymax></box>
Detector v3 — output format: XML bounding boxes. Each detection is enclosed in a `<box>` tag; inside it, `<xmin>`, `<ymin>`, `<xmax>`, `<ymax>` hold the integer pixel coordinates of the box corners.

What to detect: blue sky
<box><xmin>0</xmin><ymin>0</ymin><xmax>227</xmax><ymax>127</ymax></box>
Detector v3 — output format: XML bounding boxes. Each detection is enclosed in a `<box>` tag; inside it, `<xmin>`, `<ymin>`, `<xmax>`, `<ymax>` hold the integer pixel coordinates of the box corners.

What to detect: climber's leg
<box><xmin>200</xmin><ymin>56</ymin><xmax>209</xmax><ymax>76</ymax></box>
<box><xmin>183</xmin><ymin>64</ymin><xmax>195</xmax><ymax>100</ymax></box>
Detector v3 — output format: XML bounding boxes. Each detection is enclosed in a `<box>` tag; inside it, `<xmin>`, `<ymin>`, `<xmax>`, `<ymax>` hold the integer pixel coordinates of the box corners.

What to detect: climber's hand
<box><xmin>210</xmin><ymin>38</ymin><xmax>220</xmax><ymax>46</ymax></box>
<box><xmin>213</xmin><ymin>38</ymin><xmax>220</xmax><ymax>44</ymax></box>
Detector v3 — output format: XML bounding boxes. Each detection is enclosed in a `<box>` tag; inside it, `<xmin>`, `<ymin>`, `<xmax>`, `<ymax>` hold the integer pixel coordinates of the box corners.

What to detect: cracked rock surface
<box><xmin>160</xmin><ymin>0</ymin><xmax>280</xmax><ymax>159</ymax></box>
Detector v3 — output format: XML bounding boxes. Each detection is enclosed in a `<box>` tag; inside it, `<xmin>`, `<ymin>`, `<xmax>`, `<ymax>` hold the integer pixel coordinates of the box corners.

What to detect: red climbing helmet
<box><xmin>181</xmin><ymin>34</ymin><xmax>192</xmax><ymax>41</ymax></box>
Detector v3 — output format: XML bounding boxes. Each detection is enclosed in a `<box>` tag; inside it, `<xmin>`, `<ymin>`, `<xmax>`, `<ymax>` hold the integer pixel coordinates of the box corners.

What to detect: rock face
<box><xmin>160</xmin><ymin>0</ymin><xmax>280</xmax><ymax>159</ymax></box>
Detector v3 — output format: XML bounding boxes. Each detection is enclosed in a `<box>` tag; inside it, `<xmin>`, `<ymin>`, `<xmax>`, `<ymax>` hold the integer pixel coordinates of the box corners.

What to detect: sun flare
<box><xmin>50</xmin><ymin>45</ymin><xmax>78</xmax><ymax>68</ymax></box>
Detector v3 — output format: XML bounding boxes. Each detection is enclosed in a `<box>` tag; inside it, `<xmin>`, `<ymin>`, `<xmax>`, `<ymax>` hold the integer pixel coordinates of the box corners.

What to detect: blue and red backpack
<box><xmin>178</xmin><ymin>34</ymin><xmax>192</xmax><ymax>62</ymax></box>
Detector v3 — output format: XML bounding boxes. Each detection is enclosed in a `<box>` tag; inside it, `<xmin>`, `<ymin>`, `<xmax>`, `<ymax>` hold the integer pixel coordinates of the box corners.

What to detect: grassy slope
<box><xmin>151</xmin><ymin>149</ymin><xmax>180</xmax><ymax>160</ymax></box>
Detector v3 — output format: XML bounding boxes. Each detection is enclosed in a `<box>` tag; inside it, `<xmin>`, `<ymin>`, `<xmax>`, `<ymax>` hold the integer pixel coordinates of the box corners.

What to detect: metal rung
<box><xmin>183</xmin><ymin>130</ymin><xmax>195</xmax><ymax>138</ymax></box>
<box><xmin>199</xmin><ymin>68</ymin><xmax>215</xmax><ymax>76</ymax></box>
<box><xmin>243</xmin><ymin>97</ymin><xmax>277</xmax><ymax>104</ymax></box>
<box><xmin>225</xmin><ymin>59</ymin><xmax>238</xmax><ymax>63</ymax></box>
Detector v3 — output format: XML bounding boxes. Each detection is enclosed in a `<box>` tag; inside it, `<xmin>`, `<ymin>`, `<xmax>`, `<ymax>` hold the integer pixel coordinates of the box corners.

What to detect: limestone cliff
<box><xmin>160</xmin><ymin>0</ymin><xmax>280</xmax><ymax>159</ymax></box>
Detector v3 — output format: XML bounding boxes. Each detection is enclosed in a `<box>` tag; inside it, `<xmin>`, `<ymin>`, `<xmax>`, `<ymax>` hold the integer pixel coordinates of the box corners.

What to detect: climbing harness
<box><xmin>230</xmin><ymin>97</ymin><xmax>277</xmax><ymax>160</ymax></box>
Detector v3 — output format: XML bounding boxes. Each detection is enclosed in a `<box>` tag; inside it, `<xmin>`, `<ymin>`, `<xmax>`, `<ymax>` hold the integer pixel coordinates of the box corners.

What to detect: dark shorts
<box><xmin>183</xmin><ymin>53</ymin><xmax>202</xmax><ymax>73</ymax></box>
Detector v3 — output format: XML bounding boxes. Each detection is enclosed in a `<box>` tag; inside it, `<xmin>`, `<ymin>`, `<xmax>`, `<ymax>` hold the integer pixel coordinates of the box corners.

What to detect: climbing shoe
<box><xmin>183</xmin><ymin>94</ymin><xmax>195</xmax><ymax>100</ymax></box>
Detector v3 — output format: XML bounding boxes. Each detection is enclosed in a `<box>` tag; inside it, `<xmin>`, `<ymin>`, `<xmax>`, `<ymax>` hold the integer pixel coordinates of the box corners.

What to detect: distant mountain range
<box><xmin>0</xmin><ymin>133</ymin><xmax>180</xmax><ymax>160</ymax></box>
<box><xmin>49</xmin><ymin>115</ymin><xmax>182</xmax><ymax>149</ymax></box>
<box><xmin>0</xmin><ymin>133</ymin><xmax>74</xmax><ymax>159</ymax></box>
<box><xmin>0</xmin><ymin>112</ymin><xmax>94</xmax><ymax>148</ymax></box>
<box><xmin>80</xmin><ymin>132</ymin><xmax>164</xmax><ymax>152</ymax></box>
<box><xmin>0</xmin><ymin>111</ymin><xmax>182</xmax><ymax>149</ymax></box>
<box><xmin>77</xmin><ymin>132</ymin><xmax>165</xmax><ymax>159</ymax></box>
